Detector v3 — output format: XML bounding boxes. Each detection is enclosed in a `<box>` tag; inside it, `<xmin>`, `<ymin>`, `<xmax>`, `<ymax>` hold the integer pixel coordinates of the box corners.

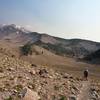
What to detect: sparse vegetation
<box><xmin>14</xmin><ymin>84</ymin><xmax>23</xmax><ymax>92</ymax></box>
<box><xmin>35</xmin><ymin>42</ymin><xmax>74</xmax><ymax>56</ymax></box>
<box><xmin>20</xmin><ymin>43</ymin><xmax>32</xmax><ymax>56</ymax></box>
<box><xmin>54</xmin><ymin>85</ymin><xmax>60</xmax><ymax>91</ymax></box>
<box><xmin>59</xmin><ymin>95</ymin><xmax>66</xmax><ymax>100</ymax></box>
<box><xmin>4</xmin><ymin>96</ymin><xmax>13</xmax><ymax>100</ymax></box>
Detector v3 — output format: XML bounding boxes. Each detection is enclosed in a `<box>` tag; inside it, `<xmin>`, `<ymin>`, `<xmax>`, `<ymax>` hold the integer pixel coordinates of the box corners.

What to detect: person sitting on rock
<box><xmin>84</xmin><ymin>69</ymin><xmax>88</xmax><ymax>81</ymax></box>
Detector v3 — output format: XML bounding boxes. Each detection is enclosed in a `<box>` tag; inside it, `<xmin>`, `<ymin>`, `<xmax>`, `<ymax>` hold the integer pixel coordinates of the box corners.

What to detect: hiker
<box><xmin>42</xmin><ymin>51</ymin><xmax>43</xmax><ymax>54</ymax></box>
<box><xmin>84</xmin><ymin>69</ymin><xmax>88</xmax><ymax>81</ymax></box>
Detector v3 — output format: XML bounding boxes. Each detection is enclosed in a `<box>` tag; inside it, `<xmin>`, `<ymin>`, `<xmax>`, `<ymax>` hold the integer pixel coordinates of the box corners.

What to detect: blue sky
<box><xmin>0</xmin><ymin>0</ymin><xmax>100</xmax><ymax>42</ymax></box>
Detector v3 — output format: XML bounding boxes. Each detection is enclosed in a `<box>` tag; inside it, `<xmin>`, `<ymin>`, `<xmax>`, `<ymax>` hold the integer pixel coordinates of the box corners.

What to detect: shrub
<box><xmin>60</xmin><ymin>95</ymin><xmax>66</xmax><ymax>100</ymax></box>
<box><xmin>20</xmin><ymin>43</ymin><xmax>32</xmax><ymax>56</ymax></box>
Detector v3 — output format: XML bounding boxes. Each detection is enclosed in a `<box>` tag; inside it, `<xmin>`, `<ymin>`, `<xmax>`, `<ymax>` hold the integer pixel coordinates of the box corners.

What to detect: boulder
<box><xmin>29</xmin><ymin>69</ymin><xmax>36</xmax><ymax>75</ymax></box>
<box><xmin>20</xmin><ymin>88</ymin><xmax>40</xmax><ymax>100</ymax></box>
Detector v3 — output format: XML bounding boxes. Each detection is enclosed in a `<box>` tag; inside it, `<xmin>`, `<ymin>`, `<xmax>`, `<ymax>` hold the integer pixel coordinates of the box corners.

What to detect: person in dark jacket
<box><xmin>84</xmin><ymin>69</ymin><xmax>88</xmax><ymax>81</ymax></box>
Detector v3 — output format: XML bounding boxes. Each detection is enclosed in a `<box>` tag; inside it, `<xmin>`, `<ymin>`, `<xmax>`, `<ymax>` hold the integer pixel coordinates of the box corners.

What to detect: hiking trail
<box><xmin>77</xmin><ymin>81</ymin><xmax>91</xmax><ymax>100</ymax></box>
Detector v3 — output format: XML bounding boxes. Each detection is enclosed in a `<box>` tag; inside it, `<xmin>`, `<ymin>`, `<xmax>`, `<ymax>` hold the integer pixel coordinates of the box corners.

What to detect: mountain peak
<box><xmin>0</xmin><ymin>24</ymin><xmax>30</xmax><ymax>33</ymax></box>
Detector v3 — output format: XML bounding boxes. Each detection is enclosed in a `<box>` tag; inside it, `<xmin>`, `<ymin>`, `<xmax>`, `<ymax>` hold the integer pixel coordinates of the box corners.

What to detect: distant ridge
<box><xmin>0</xmin><ymin>24</ymin><xmax>100</xmax><ymax>59</ymax></box>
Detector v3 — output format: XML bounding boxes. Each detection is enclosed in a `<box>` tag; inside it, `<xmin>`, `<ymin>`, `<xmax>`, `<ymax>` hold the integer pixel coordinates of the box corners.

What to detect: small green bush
<box><xmin>60</xmin><ymin>95</ymin><xmax>67</xmax><ymax>100</ymax></box>
<box><xmin>20</xmin><ymin>43</ymin><xmax>32</xmax><ymax>56</ymax></box>
<box><xmin>4</xmin><ymin>96</ymin><xmax>13</xmax><ymax>100</ymax></box>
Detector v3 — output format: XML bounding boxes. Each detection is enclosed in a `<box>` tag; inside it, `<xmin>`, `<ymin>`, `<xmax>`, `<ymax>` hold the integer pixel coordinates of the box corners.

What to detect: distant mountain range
<box><xmin>0</xmin><ymin>24</ymin><xmax>100</xmax><ymax>61</ymax></box>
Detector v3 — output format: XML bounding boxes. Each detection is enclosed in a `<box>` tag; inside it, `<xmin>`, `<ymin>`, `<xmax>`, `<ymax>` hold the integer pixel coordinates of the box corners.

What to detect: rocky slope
<box><xmin>0</xmin><ymin>52</ymin><xmax>83</xmax><ymax>100</ymax></box>
<box><xmin>0</xmin><ymin>51</ymin><xmax>99</xmax><ymax>100</ymax></box>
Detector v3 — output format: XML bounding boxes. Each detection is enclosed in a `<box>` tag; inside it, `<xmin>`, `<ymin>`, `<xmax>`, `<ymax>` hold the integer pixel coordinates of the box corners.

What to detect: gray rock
<box><xmin>69</xmin><ymin>95</ymin><xmax>77</xmax><ymax>100</ymax></box>
<box><xmin>21</xmin><ymin>87</ymin><xmax>40</xmax><ymax>100</ymax></box>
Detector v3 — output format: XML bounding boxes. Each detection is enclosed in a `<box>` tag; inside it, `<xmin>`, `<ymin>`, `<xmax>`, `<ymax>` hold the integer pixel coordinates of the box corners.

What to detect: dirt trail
<box><xmin>77</xmin><ymin>81</ymin><xmax>91</xmax><ymax>100</ymax></box>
